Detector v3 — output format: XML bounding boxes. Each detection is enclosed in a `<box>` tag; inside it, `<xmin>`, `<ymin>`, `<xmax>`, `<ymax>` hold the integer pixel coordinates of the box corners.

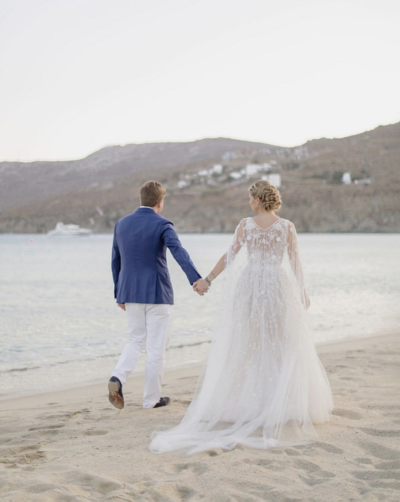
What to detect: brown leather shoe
<box><xmin>108</xmin><ymin>376</ymin><xmax>124</xmax><ymax>409</ymax></box>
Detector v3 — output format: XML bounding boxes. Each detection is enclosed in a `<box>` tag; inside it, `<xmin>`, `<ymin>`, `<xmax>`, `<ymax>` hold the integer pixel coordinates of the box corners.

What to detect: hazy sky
<box><xmin>1</xmin><ymin>0</ymin><xmax>399</xmax><ymax>162</ymax></box>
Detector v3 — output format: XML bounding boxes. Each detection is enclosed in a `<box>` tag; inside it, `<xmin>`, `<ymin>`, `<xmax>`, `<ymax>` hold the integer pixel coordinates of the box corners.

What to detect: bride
<box><xmin>149</xmin><ymin>180</ymin><xmax>334</xmax><ymax>456</ymax></box>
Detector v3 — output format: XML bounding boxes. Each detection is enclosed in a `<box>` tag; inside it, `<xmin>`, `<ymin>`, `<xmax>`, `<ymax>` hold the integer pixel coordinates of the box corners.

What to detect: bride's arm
<box><xmin>194</xmin><ymin>219</ymin><xmax>245</xmax><ymax>290</ymax></box>
<box><xmin>193</xmin><ymin>252</ymin><xmax>227</xmax><ymax>293</ymax></box>
<box><xmin>206</xmin><ymin>252</ymin><xmax>228</xmax><ymax>282</ymax></box>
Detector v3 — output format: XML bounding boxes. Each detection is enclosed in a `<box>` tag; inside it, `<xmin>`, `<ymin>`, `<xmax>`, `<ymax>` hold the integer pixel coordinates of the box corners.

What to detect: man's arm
<box><xmin>161</xmin><ymin>222</ymin><xmax>202</xmax><ymax>285</ymax></box>
<box><xmin>111</xmin><ymin>222</ymin><xmax>121</xmax><ymax>300</ymax></box>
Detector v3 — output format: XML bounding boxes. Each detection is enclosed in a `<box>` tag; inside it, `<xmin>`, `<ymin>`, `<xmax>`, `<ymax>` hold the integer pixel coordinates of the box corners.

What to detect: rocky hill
<box><xmin>0</xmin><ymin>122</ymin><xmax>399</xmax><ymax>233</ymax></box>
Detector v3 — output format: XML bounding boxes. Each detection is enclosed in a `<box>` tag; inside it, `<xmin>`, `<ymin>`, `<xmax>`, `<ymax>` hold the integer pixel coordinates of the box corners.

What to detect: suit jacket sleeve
<box><xmin>111</xmin><ymin>222</ymin><xmax>121</xmax><ymax>299</ymax></box>
<box><xmin>161</xmin><ymin>222</ymin><xmax>202</xmax><ymax>285</ymax></box>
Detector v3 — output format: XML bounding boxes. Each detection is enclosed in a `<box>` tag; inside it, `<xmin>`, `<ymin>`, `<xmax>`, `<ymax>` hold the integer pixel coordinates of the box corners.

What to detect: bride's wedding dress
<box><xmin>149</xmin><ymin>217</ymin><xmax>334</xmax><ymax>456</ymax></box>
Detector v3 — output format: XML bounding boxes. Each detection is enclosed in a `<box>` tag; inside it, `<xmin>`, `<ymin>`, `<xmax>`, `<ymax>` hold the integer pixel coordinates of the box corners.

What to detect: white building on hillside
<box><xmin>261</xmin><ymin>173</ymin><xmax>281</xmax><ymax>187</ymax></box>
<box><xmin>244</xmin><ymin>163</ymin><xmax>271</xmax><ymax>176</ymax></box>
<box><xmin>212</xmin><ymin>164</ymin><xmax>223</xmax><ymax>174</ymax></box>
<box><xmin>342</xmin><ymin>172</ymin><xmax>352</xmax><ymax>184</ymax></box>
<box><xmin>245</xmin><ymin>164</ymin><xmax>262</xmax><ymax>176</ymax></box>
<box><xmin>178</xmin><ymin>180</ymin><xmax>190</xmax><ymax>188</ymax></box>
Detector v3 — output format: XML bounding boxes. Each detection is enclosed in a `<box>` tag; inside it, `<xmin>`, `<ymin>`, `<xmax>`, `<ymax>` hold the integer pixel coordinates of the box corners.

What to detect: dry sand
<box><xmin>0</xmin><ymin>333</ymin><xmax>399</xmax><ymax>502</ymax></box>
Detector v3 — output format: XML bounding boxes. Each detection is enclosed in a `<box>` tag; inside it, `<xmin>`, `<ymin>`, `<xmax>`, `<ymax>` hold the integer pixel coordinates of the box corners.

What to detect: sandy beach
<box><xmin>0</xmin><ymin>333</ymin><xmax>399</xmax><ymax>502</ymax></box>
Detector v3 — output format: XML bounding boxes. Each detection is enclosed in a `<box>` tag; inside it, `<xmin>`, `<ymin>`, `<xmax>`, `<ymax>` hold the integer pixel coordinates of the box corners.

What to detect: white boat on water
<box><xmin>47</xmin><ymin>222</ymin><xmax>92</xmax><ymax>237</ymax></box>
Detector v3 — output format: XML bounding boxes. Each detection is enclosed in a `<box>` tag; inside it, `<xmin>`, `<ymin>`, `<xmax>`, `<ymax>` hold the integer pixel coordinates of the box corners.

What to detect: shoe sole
<box><xmin>108</xmin><ymin>381</ymin><xmax>124</xmax><ymax>409</ymax></box>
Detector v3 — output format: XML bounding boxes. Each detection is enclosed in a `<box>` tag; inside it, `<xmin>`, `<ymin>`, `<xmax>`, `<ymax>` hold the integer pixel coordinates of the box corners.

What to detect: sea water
<box><xmin>0</xmin><ymin>233</ymin><xmax>399</xmax><ymax>399</ymax></box>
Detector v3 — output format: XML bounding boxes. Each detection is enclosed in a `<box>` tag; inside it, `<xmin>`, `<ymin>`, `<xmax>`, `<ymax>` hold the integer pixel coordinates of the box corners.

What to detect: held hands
<box><xmin>193</xmin><ymin>278</ymin><xmax>210</xmax><ymax>296</ymax></box>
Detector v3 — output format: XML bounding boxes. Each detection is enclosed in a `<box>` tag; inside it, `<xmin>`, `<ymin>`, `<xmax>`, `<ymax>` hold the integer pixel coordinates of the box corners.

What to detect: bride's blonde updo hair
<box><xmin>248</xmin><ymin>179</ymin><xmax>282</xmax><ymax>211</ymax></box>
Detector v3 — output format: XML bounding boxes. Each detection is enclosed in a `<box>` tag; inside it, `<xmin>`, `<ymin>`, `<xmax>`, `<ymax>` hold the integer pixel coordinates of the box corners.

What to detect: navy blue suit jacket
<box><xmin>111</xmin><ymin>207</ymin><xmax>202</xmax><ymax>305</ymax></box>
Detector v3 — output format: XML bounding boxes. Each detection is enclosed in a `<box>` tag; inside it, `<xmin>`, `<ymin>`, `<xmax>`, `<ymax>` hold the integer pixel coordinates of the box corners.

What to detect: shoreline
<box><xmin>1</xmin><ymin>330</ymin><xmax>397</xmax><ymax>406</ymax></box>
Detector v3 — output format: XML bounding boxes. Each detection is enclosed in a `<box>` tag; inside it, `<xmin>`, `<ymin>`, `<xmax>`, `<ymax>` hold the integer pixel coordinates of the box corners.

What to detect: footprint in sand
<box><xmin>37</xmin><ymin>412</ymin><xmax>68</xmax><ymax>420</ymax></box>
<box><xmin>204</xmin><ymin>449</ymin><xmax>224</xmax><ymax>457</ymax></box>
<box><xmin>63</xmin><ymin>470</ymin><xmax>124</xmax><ymax>496</ymax></box>
<box><xmin>314</xmin><ymin>442</ymin><xmax>344</xmax><ymax>454</ymax></box>
<box><xmin>66</xmin><ymin>410</ymin><xmax>88</xmax><ymax>419</ymax></box>
<box><xmin>147</xmin><ymin>483</ymin><xmax>198</xmax><ymax>501</ymax></box>
<box><xmin>294</xmin><ymin>459</ymin><xmax>335</xmax><ymax>486</ymax></box>
<box><xmin>176</xmin><ymin>485</ymin><xmax>198</xmax><ymax>500</ymax></box>
<box><xmin>84</xmin><ymin>428</ymin><xmax>108</xmax><ymax>435</ymax></box>
<box><xmin>360</xmin><ymin>428</ymin><xmax>400</xmax><ymax>438</ymax></box>
<box><xmin>351</xmin><ymin>469</ymin><xmax>400</xmax><ymax>484</ymax></box>
<box><xmin>28</xmin><ymin>424</ymin><xmax>65</xmax><ymax>431</ymax></box>
<box><xmin>332</xmin><ymin>408</ymin><xmax>363</xmax><ymax>420</ymax></box>
<box><xmin>355</xmin><ymin>457</ymin><xmax>373</xmax><ymax>465</ymax></box>
<box><xmin>375</xmin><ymin>459</ymin><xmax>400</xmax><ymax>470</ymax></box>
<box><xmin>1</xmin><ymin>444</ymin><xmax>46</xmax><ymax>468</ymax></box>
<box><xmin>160</xmin><ymin>462</ymin><xmax>209</xmax><ymax>476</ymax></box>
<box><xmin>359</xmin><ymin>441</ymin><xmax>400</xmax><ymax>461</ymax></box>
<box><xmin>27</xmin><ymin>424</ymin><xmax>66</xmax><ymax>438</ymax></box>
<box><xmin>243</xmin><ymin>458</ymin><xmax>283</xmax><ymax>472</ymax></box>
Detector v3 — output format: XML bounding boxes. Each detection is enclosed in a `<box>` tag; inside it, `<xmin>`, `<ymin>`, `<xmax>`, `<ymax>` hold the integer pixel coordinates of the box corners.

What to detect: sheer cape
<box><xmin>149</xmin><ymin>217</ymin><xmax>333</xmax><ymax>456</ymax></box>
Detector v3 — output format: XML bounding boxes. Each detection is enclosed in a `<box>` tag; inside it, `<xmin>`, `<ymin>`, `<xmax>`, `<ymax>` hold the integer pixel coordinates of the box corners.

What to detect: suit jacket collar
<box><xmin>136</xmin><ymin>207</ymin><xmax>155</xmax><ymax>213</ymax></box>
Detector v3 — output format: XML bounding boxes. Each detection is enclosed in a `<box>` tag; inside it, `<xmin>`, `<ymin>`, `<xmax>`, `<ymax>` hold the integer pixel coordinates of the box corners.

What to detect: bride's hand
<box><xmin>193</xmin><ymin>285</ymin><xmax>207</xmax><ymax>296</ymax></box>
<box><xmin>193</xmin><ymin>279</ymin><xmax>209</xmax><ymax>295</ymax></box>
<box><xmin>193</xmin><ymin>284</ymin><xmax>205</xmax><ymax>296</ymax></box>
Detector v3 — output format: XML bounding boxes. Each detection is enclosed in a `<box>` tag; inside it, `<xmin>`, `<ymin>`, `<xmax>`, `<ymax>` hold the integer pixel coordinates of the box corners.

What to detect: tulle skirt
<box><xmin>149</xmin><ymin>265</ymin><xmax>334</xmax><ymax>456</ymax></box>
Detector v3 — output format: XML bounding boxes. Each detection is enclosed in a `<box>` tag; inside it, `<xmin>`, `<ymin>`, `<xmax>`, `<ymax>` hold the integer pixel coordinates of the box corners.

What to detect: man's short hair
<box><xmin>139</xmin><ymin>180</ymin><xmax>166</xmax><ymax>207</ymax></box>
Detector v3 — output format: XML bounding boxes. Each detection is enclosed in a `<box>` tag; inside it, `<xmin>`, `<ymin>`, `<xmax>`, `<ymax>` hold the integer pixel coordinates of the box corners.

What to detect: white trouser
<box><xmin>111</xmin><ymin>303</ymin><xmax>172</xmax><ymax>409</ymax></box>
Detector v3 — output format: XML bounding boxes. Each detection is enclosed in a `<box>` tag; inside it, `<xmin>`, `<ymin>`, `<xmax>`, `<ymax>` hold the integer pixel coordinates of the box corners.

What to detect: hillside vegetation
<box><xmin>0</xmin><ymin>122</ymin><xmax>399</xmax><ymax>233</ymax></box>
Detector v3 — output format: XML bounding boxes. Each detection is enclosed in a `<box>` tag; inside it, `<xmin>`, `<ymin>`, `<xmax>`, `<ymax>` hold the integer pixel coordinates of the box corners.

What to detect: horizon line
<box><xmin>1</xmin><ymin>120</ymin><xmax>398</xmax><ymax>164</ymax></box>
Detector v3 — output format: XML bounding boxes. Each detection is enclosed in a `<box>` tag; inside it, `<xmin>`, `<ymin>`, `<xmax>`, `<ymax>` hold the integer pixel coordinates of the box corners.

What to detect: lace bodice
<box><xmin>244</xmin><ymin>218</ymin><xmax>291</xmax><ymax>264</ymax></box>
<box><xmin>227</xmin><ymin>217</ymin><xmax>308</xmax><ymax>307</ymax></box>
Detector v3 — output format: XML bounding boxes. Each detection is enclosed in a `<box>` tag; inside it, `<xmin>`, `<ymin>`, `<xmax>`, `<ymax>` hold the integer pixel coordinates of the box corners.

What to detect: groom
<box><xmin>108</xmin><ymin>180</ymin><xmax>209</xmax><ymax>410</ymax></box>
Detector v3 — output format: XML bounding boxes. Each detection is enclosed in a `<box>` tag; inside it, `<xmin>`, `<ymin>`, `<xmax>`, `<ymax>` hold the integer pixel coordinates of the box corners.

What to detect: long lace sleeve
<box><xmin>205</xmin><ymin>219</ymin><xmax>247</xmax><ymax>283</ymax></box>
<box><xmin>226</xmin><ymin>219</ymin><xmax>246</xmax><ymax>264</ymax></box>
<box><xmin>287</xmin><ymin>222</ymin><xmax>309</xmax><ymax>309</ymax></box>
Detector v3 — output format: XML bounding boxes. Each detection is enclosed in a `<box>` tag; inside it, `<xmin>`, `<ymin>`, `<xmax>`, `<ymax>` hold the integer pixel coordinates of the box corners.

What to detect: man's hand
<box><xmin>193</xmin><ymin>278</ymin><xmax>210</xmax><ymax>296</ymax></box>
<box><xmin>118</xmin><ymin>303</ymin><xmax>126</xmax><ymax>311</ymax></box>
